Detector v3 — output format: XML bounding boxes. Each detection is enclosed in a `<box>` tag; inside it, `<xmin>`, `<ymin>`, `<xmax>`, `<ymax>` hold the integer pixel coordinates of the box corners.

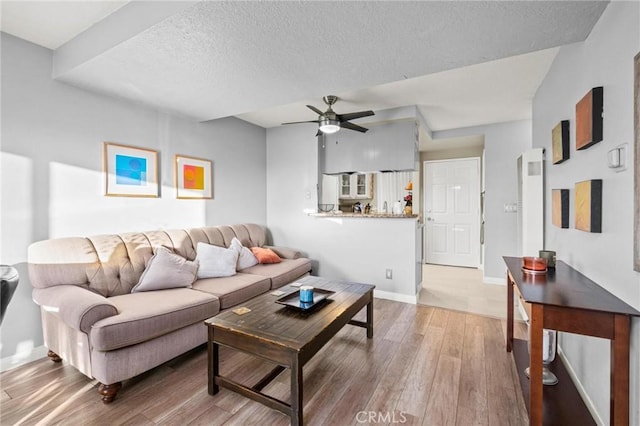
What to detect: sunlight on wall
<box><xmin>49</xmin><ymin>162</ymin><xmax>206</xmax><ymax>237</ymax></box>
<box><xmin>0</xmin><ymin>152</ymin><xmax>33</xmax><ymax>264</ymax></box>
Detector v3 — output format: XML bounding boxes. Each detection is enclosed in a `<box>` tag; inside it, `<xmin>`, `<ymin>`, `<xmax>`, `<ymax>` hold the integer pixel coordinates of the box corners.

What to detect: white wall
<box><xmin>0</xmin><ymin>34</ymin><xmax>267</xmax><ymax>363</ymax></box>
<box><xmin>532</xmin><ymin>2</ymin><xmax>640</xmax><ymax>423</ymax></box>
<box><xmin>433</xmin><ymin>120</ymin><xmax>532</xmax><ymax>280</ymax></box>
<box><xmin>266</xmin><ymin>125</ymin><xmax>418</xmax><ymax>301</ymax></box>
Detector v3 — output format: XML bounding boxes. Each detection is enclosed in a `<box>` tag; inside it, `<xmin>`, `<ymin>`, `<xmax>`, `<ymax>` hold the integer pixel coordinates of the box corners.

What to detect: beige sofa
<box><xmin>27</xmin><ymin>223</ymin><xmax>311</xmax><ymax>403</ymax></box>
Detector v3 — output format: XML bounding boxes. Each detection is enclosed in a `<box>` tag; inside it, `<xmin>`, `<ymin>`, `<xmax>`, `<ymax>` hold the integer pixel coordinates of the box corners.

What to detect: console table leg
<box><xmin>611</xmin><ymin>314</ymin><xmax>630</xmax><ymax>426</ymax></box>
<box><xmin>507</xmin><ymin>273</ymin><xmax>514</xmax><ymax>352</ymax></box>
<box><xmin>366</xmin><ymin>295</ymin><xmax>374</xmax><ymax>339</ymax></box>
<box><xmin>529</xmin><ymin>304</ymin><xmax>544</xmax><ymax>426</ymax></box>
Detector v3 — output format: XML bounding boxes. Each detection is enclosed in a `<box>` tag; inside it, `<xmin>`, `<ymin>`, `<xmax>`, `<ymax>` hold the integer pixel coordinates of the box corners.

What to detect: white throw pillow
<box><xmin>196</xmin><ymin>242</ymin><xmax>238</xmax><ymax>278</ymax></box>
<box><xmin>230</xmin><ymin>237</ymin><xmax>258</xmax><ymax>270</ymax></box>
<box><xmin>131</xmin><ymin>246</ymin><xmax>198</xmax><ymax>293</ymax></box>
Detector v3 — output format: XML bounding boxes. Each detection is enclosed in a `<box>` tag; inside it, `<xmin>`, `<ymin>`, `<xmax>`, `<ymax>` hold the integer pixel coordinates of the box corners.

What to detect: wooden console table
<box><xmin>504</xmin><ymin>256</ymin><xmax>640</xmax><ymax>426</ymax></box>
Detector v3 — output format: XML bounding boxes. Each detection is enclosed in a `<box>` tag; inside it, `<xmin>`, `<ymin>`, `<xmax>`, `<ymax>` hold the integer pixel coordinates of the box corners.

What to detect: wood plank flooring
<box><xmin>1</xmin><ymin>299</ymin><xmax>528</xmax><ymax>426</ymax></box>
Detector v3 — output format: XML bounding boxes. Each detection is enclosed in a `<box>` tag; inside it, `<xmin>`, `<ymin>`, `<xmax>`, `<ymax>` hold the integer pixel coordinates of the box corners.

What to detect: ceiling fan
<box><xmin>282</xmin><ymin>95</ymin><xmax>374</xmax><ymax>136</ymax></box>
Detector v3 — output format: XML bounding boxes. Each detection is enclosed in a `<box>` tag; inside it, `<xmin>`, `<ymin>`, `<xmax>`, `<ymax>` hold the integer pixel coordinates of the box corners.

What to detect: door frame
<box><xmin>422</xmin><ymin>157</ymin><xmax>482</xmax><ymax>267</ymax></box>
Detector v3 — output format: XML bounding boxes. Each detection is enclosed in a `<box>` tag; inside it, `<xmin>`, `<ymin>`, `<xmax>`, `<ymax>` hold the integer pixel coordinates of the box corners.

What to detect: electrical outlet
<box><xmin>385</xmin><ymin>269</ymin><xmax>393</xmax><ymax>279</ymax></box>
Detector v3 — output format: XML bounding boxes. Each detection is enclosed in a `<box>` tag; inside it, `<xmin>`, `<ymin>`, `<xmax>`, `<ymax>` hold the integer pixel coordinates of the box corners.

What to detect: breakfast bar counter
<box><xmin>310</xmin><ymin>212</ymin><xmax>419</xmax><ymax>219</ymax></box>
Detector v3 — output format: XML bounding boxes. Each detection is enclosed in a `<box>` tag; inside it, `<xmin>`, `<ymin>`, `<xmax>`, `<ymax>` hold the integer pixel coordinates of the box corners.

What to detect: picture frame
<box><xmin>551</xmin><ymin>120</ymin><xmax>570</xmax><ymax>164</ymax></box>
<box><xmin>575</xmin><ymin>86</ymin><xmax>603</xmax><ymax>150</ymax></box>
<box><xmin>634</xmin><ymin>52</ymin><xmax>640</xmax><ymax>271</ymax></box>
<box><xmin>103</xmin><ymin>142</ymin><xmax>159</xmax><ymax>197</ymax></box>
<box><xmin>552</xmin><ymin>189</ymin><xmax>569</xmax><ymax>228</ymax></box>
<box><xmin>575</xmin><ymin>179</ymin><xmax>602</xmax><ymax>233</ymax></box>
<box><xmin>175</xmin><ymin>155</ymin><xmax>213</xmax><ymax>199</ymax></box>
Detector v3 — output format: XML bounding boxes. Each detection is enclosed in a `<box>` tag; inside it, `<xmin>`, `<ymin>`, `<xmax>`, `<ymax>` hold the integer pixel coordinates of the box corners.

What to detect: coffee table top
<box><xmin>205</xmin><ymin>276</ymin><xmax>374</xmax><ymax>351</ymax></box>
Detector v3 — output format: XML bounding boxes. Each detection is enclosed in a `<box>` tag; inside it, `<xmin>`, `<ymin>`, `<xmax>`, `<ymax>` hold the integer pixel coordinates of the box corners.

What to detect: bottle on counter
<box><xmin>393</xmin><ymin>200</ymin><xmax>402</xmax><ymax>215</ymax></box>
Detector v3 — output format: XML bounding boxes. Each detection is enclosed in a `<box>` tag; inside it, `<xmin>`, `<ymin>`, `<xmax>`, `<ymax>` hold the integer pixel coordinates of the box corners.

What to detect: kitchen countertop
<box><xmin>310</xmin><ymin>212</ymin><xmax>419</xmax><ymax>219</ymax></box>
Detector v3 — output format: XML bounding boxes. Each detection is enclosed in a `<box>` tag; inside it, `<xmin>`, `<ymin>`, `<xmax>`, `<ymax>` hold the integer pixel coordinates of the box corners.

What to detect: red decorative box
<box><xmin>522</xmin><ymin>256</ymin><xmax>547</xmax><ymax>274</ymax></box>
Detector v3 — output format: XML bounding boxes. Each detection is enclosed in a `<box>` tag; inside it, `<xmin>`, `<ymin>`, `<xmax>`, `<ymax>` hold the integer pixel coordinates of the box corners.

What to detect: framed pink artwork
<box><xmin>175</xmin><ymin>155</ymin><xmax>213</xmax><ymax>199</ymax></box>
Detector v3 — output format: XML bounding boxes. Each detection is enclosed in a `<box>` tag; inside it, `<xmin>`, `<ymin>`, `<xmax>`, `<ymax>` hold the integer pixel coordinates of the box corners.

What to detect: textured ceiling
<box><xmin>0</xmin><ymin>1</ymin><xmax>128</xmax><ymax>50</ymax></box>
<box><xmin>2</xmin><ymin>1</ymin><xmax>608</xmax><ymax>133</ymax></box>
<box><xmin>239</xmin><ymin>47</ymin><xmax>560</xmax><ymax>132</ymax></box>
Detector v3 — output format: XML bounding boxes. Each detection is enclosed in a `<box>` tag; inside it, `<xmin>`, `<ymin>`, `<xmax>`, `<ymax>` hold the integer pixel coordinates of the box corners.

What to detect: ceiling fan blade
<box><xmin>340</xmin><ymin>121</ymin><xmax>369</xmax><ymax>133</ymax></box>
<box><xmin>337</xmin><ymin>110</ymin><xmax>374</xmax><ymax>122</ymax></box>
<box><xmin>306</xmin><ymin>105</ymin><xmax>324</xmax><ymax>116</ymax></box>
<box><xmin>281</xmin><ymin>120</ymin><xmax>320</xmax><ymax>125</ymax></box>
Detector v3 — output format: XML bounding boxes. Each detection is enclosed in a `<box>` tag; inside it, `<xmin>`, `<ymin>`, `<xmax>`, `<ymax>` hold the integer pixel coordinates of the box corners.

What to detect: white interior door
<box><xmin>424</xmin><ymin>158</ymin><xmax>480</xmax><ymax>267</ymax></box>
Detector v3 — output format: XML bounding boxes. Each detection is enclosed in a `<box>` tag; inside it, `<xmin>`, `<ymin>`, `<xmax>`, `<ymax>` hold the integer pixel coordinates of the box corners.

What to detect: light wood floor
<box><xmin>418</xmin><ymin>264</ymin><xmax>522</xmax><ymax>320</ymax></box>
<box><xmin>1</xmin><ymin>299</ymin><xmax>528</xmax><ymax>426</ymax></box>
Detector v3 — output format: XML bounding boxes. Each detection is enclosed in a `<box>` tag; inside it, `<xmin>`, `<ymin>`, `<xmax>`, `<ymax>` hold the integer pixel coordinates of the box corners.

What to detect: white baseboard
<box><xmin>1</xmin><ymin>345</ymin><xmax>48</xmax><ymax>373</ymax></box>
<box><xmin>557</xmin><ymin>346</ymin><xmax>605</xmax><ymax>426</ymax></box>
<box><xmin>374</xmin><ymin>290</ymin><xmax>416</xmax><ymax>305</ymax></box>
<box><xmin>482</xmin><ymin>275</ymin><xmax>505</xmax><ymax>285</ymax></box>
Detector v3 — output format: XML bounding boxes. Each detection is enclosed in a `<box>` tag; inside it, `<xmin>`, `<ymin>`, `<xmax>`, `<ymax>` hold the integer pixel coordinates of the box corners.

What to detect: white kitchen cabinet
<box><xmin>368</xmin><ymin>121</ymin><xmax>418</xmax><ymax>171</ymax></box>
<box><xmin>339</xmin><ymin>173</ymin><xmax>373</xmax><ymax>199</ymax></box>
<box><xmin>322</xmin><ymin>134</ymin><xmax>357</xmax><ymax>174</ymax></box>
<box><xmin>321</xmin><ymin>120</ymin><xmax>418</xmax><ymax>173</ymax></box>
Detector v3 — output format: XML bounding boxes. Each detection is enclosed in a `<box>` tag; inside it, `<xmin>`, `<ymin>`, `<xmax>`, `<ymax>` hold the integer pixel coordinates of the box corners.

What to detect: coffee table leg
<box><xmin>366</xmin><ymin>296</ymin><xmax>374</xmax><ymax>338</ymax></box>
<box><xmin>208</xmin><ymin>327</ymin><xmax>219</xmax><ymax>395</ymax></box>
<box><xmin>291</xmin><ymin>356</ymin><xmax>303</xmax><ymax>426</ymax></box>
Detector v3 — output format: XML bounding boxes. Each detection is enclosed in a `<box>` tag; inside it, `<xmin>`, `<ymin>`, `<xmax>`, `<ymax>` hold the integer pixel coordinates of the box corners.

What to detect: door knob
<box><xmin>427</xmin><ymin>217</ymin><xmax>433</xmax><ymax>221</ymax></box>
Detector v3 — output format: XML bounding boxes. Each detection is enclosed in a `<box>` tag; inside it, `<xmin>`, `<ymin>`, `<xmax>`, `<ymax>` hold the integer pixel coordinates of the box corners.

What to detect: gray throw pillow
<box><xmin>195</xmin><ymin>242</ymin><xmax>238</xmax><ymax>278</ymax></box>
<box><xmin>230</xmin><ymin>237</ymin><xmax>258</xmax><ymax>270</ymax></box>
<box><xmin>132</xmin><ymin>246</ymin><xmax>198</xmax><ymax>293</ymax></box>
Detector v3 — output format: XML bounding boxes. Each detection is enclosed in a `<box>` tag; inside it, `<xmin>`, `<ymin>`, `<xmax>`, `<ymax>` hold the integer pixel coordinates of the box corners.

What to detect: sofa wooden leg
<box><xmin>98</xmin><ymin>382</ymin><xmax>122</xmax><ymax>404</ymax></box>
<box><xmin>47</xmin><ymin>350</ymin><xmax>62</xmax><ymax>363</ymax></box>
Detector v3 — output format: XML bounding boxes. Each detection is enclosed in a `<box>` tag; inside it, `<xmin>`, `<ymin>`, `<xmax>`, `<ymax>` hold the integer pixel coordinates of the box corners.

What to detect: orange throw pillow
<box><xmin>250</xmin><ymin>247</ymin><xmax>281</xmax><ymax>264</ymax></box>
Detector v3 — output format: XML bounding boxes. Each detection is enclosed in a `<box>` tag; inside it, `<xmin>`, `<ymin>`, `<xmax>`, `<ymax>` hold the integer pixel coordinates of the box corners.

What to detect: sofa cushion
<box><xmin>90</xmin><ymin>288</ymin><xmax>219</xmax><ymax>351</ymax></box>
<box><xmin>192</xmin><ymin>273</ymin><xmax>270</xmax><ymax>309</ymax></box>
<box><xmin>196</xmin><ymin>242</ymin><xmax>238</xmax><ymax>278</ymax></box>
<box><xmin>131</xmin><ymin>247</ymin><xmax>198</xmax><ymax>292</ymax></box>
<box><xmin>241</xmin><ymin>258</ymin><xmax>312</xmax><ymax>289</ymax></box>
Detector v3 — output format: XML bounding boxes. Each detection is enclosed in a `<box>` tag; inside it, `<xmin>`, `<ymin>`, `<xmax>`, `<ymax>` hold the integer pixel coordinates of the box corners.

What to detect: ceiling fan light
<box><xmin>319</xmin><ymin>118</ymin><xmax>340</xmax><ymax>134</ymax></box>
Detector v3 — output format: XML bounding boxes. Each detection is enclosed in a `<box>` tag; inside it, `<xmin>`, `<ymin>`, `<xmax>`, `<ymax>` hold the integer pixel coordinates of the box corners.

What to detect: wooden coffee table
<box><xmin>205</xmin><ymin>276</ymin><xmax>374</xmax><ymax>425</ymax></box>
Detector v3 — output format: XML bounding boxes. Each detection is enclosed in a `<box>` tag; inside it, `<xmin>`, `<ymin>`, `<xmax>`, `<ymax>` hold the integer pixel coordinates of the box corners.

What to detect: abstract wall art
<box><xmin>552</xmin><ymin>189</ymin><xmax>569</xmax><ymax>228</ymax></box>
<box><xmin>575</xmin><ymin>86</ymin><xmax>603</xmax><ymax>150</ymax></box>
<box><xmin>575</xmin><ymin>179</ymin><xmax>602</xmax><ymax>233</ymax></box>
<box><xmin>175</xmin><ymin>155</ymin><xmax>213</xmax><ymax>199</ymax></box>
<box><xmin>552</xmin><ymin>120</ymin><xmax>570</xmax><ymax>164</ymax></box>
<box><xmin>103</xmin><ymin>142</ymin><xmax>158</xmax><ymax>197</ymax></box>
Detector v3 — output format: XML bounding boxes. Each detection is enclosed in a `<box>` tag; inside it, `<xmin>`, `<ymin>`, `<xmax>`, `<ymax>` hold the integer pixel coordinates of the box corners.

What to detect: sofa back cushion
<box><xmin>28</xmin><ymin>224</ymin><xmax>267</xmax><ymax>297</ymax></box>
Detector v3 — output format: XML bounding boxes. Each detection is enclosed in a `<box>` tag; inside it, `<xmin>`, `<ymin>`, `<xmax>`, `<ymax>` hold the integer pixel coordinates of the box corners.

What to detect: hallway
<box><xmin>418</xmin><ymin>264</ymin><xmax>522</xmax><ymax>320</ymax></box>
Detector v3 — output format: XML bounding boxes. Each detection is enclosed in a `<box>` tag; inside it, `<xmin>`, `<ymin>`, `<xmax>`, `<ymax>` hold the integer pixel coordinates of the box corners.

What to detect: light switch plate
<box><xmin>504</xmin><ymin>203</ymin><xmax>518</xmax><ymax>213</ymax></box>
<box><xmin>607</xmin><ymin>143</ymin><xmax>627</xmax><ymax>172</ymax></box>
